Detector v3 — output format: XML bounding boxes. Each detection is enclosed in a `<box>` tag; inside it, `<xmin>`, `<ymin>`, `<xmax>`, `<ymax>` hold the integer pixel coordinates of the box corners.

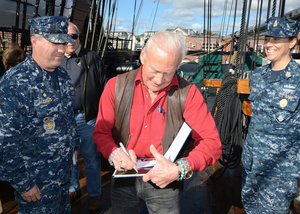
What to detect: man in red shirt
<box><xmin>93</xmin><ymin>31</ymin><xmax>222</xmax><ymax>213</ymax></box>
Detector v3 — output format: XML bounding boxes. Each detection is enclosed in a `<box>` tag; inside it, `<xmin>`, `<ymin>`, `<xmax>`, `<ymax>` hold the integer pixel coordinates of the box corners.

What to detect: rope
<box><xmin>134</xmin><ymin>0</ymin><xmax>144</xmax><ymax>34</ymax></box>
<box><xmin>100</xmin><ymin>0</ymin><xmax>118</xmax><ymax>58</ymax></box>
<box><xmin>33</xmin><ymin>0</ymin><xmax>40</xmax><ymax>17</ymax></box>
<box><xmin>84</xmin><ymin>0</ymin><xmax>95</xmax><ymax>49</ymax></box>
<box><xmin>99</xmin><ymin>0</ymin><xmax>110</xmax><ymax>53</ymax></box>
<box><xmin>212</xmin><ymin>71</ymin><xmax>244</xmax><ymax>169</ymax></box>
<box><xmin>219</xmin><ymin>0</ymin><xmax>228</xmax><ymax>39</ymax></box>
<box><xmin>90</xmin><ymin>0</ymin><xmax>101</xmax><ymax>50</ymax></box>
<box><xmin>206</xmin><ymin>0</ymin><xmax>212</xmax><ymax>73</ymax></box>
<box><xmin>271</xmin><ymin>0</ymin><xmax>276</xmax><ymax>17</ymax></box>
<box><xmin>266</xmin><ymin>0</ymin><xmax>271</xmax><ymax>20</ymax></box>
<box><xmin>228</xmin><ymin>0</ymin><xmax>238</xmax><ymax>64</ymax></box>
<box><xmin>203</xmin><ymin>0</ymin><xmax>206</xmax><ymax>53</ymax></box>
<box><xmin>240</xmin><ymin>0</ymin><xmax>252</xmax><ymax>76</ymax></box>
<box><xmin>235</xmin><ymin>0</ymin><xmax>247</xmax><ymax>77</ymax></box>
<box><xmin>150</xmin><ymin>0</ymin><xmax>160</xmax><ymax>32</ymax></box>
<box><xmin>251</xmin><ymin>0</ymin><xmax>263</xmax><ymax>71</ymax></box>
<box><xmin>278</xmin><ymin>0</ymin><xmax>285</xmax><ymax>17</ymax></box>
<box><xmin>225</xmin><ymin>0</ymin><xmax>234</xmax><ymax>36</ymax></box>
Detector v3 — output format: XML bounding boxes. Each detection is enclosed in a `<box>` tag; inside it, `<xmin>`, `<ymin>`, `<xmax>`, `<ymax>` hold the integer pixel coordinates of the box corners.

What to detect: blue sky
<box><xmin>0</xmin><ymin>0</ymin><xmax>298</xmax><ymax>36</ymax></box>
<box><xmin>113</xmin><ymin>0</ymin><xmax>299</xmax><ymax>36</ymax></box>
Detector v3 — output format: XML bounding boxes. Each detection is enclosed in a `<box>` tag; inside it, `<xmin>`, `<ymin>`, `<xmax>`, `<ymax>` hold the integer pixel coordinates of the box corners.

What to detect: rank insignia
<box><xmin>43</xmin><ymin>117</ymin><xmax>56</xmax><ymax>134</ymax></box>
<box><xmin>285</xmin><ymin>72</ymin><xmax>292</xmax><ymax>78</ymax></box>
<box><xmin>40</xmin><ymin>97</ymin><xmax>53</xmax><ymax>105</ymax></box>
<box><xmin>70</xmin><ymin>87</ymin><xmax>76</xmax><ymax>96</ymax></box>
<box><xmin>279</xmin><ymin>98</ymin><xmax>288</xmax><ymax>108</ymax></box>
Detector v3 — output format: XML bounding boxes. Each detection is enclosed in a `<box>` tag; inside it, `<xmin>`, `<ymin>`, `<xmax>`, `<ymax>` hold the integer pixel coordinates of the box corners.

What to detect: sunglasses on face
<box><xmin>69</xmin><ymin>34</ymin><xmax>79</xmax><ymax>40</ymax></box>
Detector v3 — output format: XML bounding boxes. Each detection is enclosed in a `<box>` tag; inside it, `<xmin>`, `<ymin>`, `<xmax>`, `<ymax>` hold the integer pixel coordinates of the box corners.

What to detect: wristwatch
<box><xmin>182</xmin><ymin>159</ymin><xmax>193</xmax><ymax>179</ymax></box>
<box><xmin>178</xmin><ymin>158</ymin><xmax>193</xmax><ymax>180</ymax></box>
<box><xmin>184</xmin><ymin>167</ymin><xmax>193</xmax><ymax>179</ymax></box>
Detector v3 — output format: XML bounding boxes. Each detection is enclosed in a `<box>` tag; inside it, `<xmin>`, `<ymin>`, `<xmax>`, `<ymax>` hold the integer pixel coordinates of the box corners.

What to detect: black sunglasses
<box><xmin>69</xmin><ymin>34</ymin><xmax>79</xmax><ymax>40</ymax></box>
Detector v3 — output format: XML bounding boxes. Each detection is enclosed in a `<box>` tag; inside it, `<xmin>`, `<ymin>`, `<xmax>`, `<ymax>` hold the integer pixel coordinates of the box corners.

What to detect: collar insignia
<box><xmin>279</xmin><ymin>98</ymin><xmax>288</xmax><ymax>108</ymax></box>
<box><xmin>285</xmin><ymin>71</ymin><xmax>292</xmax><ymax>78</ymax></box>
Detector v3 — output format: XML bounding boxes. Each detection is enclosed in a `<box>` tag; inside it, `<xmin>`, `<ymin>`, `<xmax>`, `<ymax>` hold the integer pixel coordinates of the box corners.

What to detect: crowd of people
<box><xmin>0</xmin><ymin>15</ymin><xmax>299</xmax><ymax>214</ymax></box>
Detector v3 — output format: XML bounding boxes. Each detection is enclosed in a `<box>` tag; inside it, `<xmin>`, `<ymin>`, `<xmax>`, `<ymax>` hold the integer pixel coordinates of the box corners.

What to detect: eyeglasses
<box><xmin>69</xmin><ymin>34</ymin><xmax>79</xmax><ymax>40</ymax></box>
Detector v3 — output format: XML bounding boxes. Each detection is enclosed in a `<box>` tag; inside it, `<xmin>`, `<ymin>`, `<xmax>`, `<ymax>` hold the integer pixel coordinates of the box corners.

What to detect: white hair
<box><xmin>68</xmin><ymin>22</ymin><xmax>80</xmax><ymax>34</ymax></box>
<box><xmin>144</xmin><ymin>31</ymin><xmax>187</xmax><ymax>62</ymax></box>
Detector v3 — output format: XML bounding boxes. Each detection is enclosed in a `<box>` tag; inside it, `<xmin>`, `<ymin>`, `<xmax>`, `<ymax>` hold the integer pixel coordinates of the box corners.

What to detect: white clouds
<box><xmin>162</xmin><ymin>8</ymin><xmax>196</xmax><ymax>21</ymax></box>
<box><xmin>114</xmin><ymin>0</ymin><xmax>298</xmax><ymax>35</ymax></box>
<box><xmin>171</xmin><ymin>1</ymin><xmax>203</xmax><ymax>9</ymax></box>
<box><xmin>115</xmin><ymin>17</ymin><xmax>128</xmax><ymax>25</ymax></box>
<box><xmin>191</xmin><ymin>23</ymin><xmax>203</xmax><ymax>31</ymax></box>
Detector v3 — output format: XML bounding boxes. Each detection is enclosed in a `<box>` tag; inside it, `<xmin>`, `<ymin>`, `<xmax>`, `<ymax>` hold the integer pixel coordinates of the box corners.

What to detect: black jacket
<box><xmin>78</xmin><ymin>48</ymin><xmax>107</xmax><ymax>122</ymax></box>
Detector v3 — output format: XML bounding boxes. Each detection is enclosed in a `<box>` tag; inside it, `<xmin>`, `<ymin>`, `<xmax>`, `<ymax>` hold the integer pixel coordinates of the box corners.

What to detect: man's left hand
<box><xmin>143</xmin><ymin>145</ymin><xmax>179</xmax><ymax>188</ymax></box>
<box><xmin>21</xmin><ymin>184</ymin><xmax>41</xmax><ymax>202</ymax></box>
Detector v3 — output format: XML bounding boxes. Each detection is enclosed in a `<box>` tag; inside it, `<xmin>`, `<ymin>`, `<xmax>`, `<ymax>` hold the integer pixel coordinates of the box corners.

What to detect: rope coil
<box><xmin>212</xmin><ymin>71</ymin><xmax>245</xmax><ymax>169</ymax></box>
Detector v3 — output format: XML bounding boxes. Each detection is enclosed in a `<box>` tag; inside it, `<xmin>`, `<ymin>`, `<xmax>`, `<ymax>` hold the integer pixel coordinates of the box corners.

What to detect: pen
<box><xmin>158</xmin><ymin>106</ymin><xmax>164</xmax><ymax>113</ymax></box>
<box><xmin>119</xmin><ymin>142</ymin><xmax>130</xmax><ymax>157</ymax></box>
<box><xmin>119</xmin><ymin>142</ymin><xmax>138</xmax><ymax>173</ymax></box>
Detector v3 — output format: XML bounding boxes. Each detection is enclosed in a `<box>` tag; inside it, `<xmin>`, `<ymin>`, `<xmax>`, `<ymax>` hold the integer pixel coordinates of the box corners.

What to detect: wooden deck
<box><xmin>1</xmin><ymin>170</ymin><xmax>112</xmax><ymax>214</ymax></box>
<box><xmin>0</xmin><ymin>155</ymin><xmax>113</xmax><ymax>214</ymax></box>
<box><xmin>1</xmin><ymin>159</ymin><xmax>300</xmax><ymax>214</ymax></box>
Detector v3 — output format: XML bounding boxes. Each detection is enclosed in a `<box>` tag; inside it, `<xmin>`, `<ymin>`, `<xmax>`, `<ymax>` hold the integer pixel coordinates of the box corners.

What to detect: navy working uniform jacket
<box><xmin>0</xmin><ymin>55</ymin><xmax>79</xmax><ymax>194</ymax></box>
<box><xmin>242</xmin><ymin>59</ymin><xmax>300</xmax><ymax>179</ymax></box>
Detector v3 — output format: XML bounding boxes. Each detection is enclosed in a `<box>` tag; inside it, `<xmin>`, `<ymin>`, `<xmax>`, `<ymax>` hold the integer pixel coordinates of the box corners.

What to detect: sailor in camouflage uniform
<box><xmin>241</xmin><ymin>17</ymin><xmax>300</xmax><ymax>213</ymax></box>
<box><xmin>0</xmin><ymin>16</ymin><xmax>79</xmax><ymax>213</ymax></box>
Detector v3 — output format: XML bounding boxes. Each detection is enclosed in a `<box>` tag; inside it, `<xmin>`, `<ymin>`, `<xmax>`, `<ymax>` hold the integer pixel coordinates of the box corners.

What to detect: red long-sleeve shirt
<box><xmin>93</xmin><ymin>67</ymin><xmax>222</xmax><ymax>171</ymax></box>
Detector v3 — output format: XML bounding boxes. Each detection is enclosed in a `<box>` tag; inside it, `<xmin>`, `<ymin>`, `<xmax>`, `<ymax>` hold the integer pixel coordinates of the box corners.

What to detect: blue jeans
<box><xmin>111</xmin><ymin>177</ymin><xmax>181</xmax><ymax>214</ymax></box>
<box><xmin>69</xmin><ymin>113</ymin><xmax>101</xmax><ymax>197</ymax></box>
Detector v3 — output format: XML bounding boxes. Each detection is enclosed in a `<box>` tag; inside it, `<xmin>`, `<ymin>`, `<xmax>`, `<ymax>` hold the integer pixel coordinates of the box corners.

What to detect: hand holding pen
<box><xmin>110</xmin><ymin>142</ymin><xmax>138</xmax><ymax>172</ymax></box>
<box><xmin>119</xmin><ymin>142</ymin><xmax>138</xmax><ymax>173</ymax></box>
<box><xmin>119</xmin><ymin>142</ymin><xmax>131</xmax><ymax>157</ymax></box>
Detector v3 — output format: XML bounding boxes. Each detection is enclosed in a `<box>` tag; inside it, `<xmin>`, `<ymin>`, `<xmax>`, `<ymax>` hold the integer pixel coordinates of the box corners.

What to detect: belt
<box><xmin>74</xmin><ymin>109</ymin><xmax>84</xmax><ymax>114</ymax></box>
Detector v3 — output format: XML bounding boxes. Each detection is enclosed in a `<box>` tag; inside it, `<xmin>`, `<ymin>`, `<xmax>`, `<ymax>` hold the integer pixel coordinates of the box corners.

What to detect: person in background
<box><xmin>2</xmin><ymin>44</ymin><xmax>26</xmax><ymax>71</ymax></box>
<box><xmin>0</xmin><ymin>16</ymin><xmax>79</xmax><ymax>213</ymax></box>
<box><xmin>93</xmin><ymin>31</ymin><xmax>222</xmax><ymax>214</ymax></box>
<box><xmin>0</xmin><ymin>43</ymin><xmax>26</xmax><ymax>214</ymax></box>
<box><xmin>241</xmin><ymin>17</ymin><xmax>300</xmax><ymax>213</ymax></box>
<box><xmin>60</xmin><ymin>22</ymin><xmax>106</xmax><ymax>211</ymax></box>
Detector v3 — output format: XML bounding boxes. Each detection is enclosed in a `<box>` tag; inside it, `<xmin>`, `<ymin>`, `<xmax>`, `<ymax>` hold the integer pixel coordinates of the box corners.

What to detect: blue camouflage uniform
<box><xmin>0</xmin><ymin>16</ymin><xmax>79</xmax><ymax>213</ymax></box>
<box><xmin>242</xmin><ymin>17</ymin><xmax>300</xmax><ymax>213</ymax></box>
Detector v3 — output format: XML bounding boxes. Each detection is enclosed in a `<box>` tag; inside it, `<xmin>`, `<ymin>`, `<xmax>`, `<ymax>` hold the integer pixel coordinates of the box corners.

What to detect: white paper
<box><xmin>136</xmin><ymin>158</ymin><xmax>156</xmax><ymax>169</ymax></box>
<box><xmin>113</xmin><ymin>122</ymin><xmax>192</xmax><ymax>178</ymax></box>
<box><xmin>164</xmin><ymin>122</ymin><xmax>192</xmax><ymax>162</ymax></box>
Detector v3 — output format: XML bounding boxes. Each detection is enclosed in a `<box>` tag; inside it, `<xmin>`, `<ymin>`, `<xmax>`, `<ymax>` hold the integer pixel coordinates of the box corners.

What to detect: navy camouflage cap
<box><xmin>29</xmin><ymin>16</ymin><xmax>73</xmax><ymax>43</ymax></box>
<box><xmin>265</xmin><ymin>17</ymin><xmax>299</xmax><ymax>38</ymax></box>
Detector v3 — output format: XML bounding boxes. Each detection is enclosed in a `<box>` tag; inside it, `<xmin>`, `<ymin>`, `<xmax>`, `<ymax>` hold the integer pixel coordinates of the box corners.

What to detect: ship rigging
<box><xmin>0</xmin><ymin>0</ymin><xmax>300</xmax><ymax>213</ymax></box>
